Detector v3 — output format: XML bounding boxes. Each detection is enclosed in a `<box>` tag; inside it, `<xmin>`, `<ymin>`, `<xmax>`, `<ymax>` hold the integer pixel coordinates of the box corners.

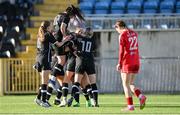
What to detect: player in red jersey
<box><xmin>115</xmin><ymin>20</ymin><xmax>147</xmax><ymax>111</ymax></box>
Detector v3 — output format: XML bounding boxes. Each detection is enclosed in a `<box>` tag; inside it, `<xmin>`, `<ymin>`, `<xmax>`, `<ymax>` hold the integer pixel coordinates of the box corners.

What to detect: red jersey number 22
<box><xmin>128</xmin><ymin>36</ymin><xmax>138</xmax><ymax>51</ymax></box>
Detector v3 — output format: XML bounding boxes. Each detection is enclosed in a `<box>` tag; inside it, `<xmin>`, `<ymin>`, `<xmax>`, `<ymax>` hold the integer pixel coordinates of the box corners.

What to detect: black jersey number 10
<box><xmin>81</xmin><ymin>41</ymin><xmax>92</xmax><ymax>52</ymax></box>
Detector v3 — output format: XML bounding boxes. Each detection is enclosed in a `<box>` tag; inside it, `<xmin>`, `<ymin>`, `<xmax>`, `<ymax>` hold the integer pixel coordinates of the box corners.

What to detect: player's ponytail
<box><xmin>38</xmin><ymin>21</ymin><xmax>50</xmax><ymax>42</ymax></box>
<box><xmin>66</xmin><ymin>5</ymin><xmax>85</xmax><ymax>21</ymax></box>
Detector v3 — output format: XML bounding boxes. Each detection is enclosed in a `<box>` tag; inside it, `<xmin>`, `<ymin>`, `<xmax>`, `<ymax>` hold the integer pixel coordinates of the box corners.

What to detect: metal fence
<box><xmin>84</xmin><ymin>14</ymin><xmax>180</xmax><ymax>30</ymax></box>
<box><xmin>0</xmin><ymin>58</ymin><xmax>40</xmax><ymax>94</ymax></box>
<box><xmin>95</xmin><ymin>57</ymin><xmax>180</xmax><ymax>94</ymax></box>
<box><xmin>0</xmin><ymin>57</ymin><xmax>180</xmax><ymax>94</ymax></box>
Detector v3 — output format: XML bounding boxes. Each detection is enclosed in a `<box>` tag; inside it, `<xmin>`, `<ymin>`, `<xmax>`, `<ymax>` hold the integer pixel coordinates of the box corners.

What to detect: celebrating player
<box><xmin>46</xmin><ymin>5</ymin><xmax>85</xmax><ymax>104</ymax></box>
<box><xmin>59</xmin><ymin>28</ymin><xmax>93</xmax><ymax>107</ymax></box>
<box><xmin>70</xmin><ymin>27</ymin><xmax>99</xmax><ymax>107</ymax></box>
<box><xmin>33</xmin><ymin>21</ymin><xmax>65</xmax><ymax>108</ymax></box>
<box><xmin>115</xmin><ymin>20</ymin><xmax>147</xmax><ymax>111</ymax></box>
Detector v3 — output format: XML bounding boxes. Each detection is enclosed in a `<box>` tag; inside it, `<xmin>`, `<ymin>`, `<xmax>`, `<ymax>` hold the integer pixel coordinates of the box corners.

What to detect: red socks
<box><xmin>134</xmin><ymin>88</ymin><xmax>141</xmax><ymax>97</ymax></box>
<box><xmin>127</xmin><ymin>97</ymin><xmax>133</xmax><ymax>105</ymax></box>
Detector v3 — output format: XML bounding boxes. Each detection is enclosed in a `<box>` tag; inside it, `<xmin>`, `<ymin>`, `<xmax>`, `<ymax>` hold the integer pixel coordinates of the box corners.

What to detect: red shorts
<box><xmin>121</xmin><ymin>65</ymin><xmax>139</xmax><ymax>73</ymax></box>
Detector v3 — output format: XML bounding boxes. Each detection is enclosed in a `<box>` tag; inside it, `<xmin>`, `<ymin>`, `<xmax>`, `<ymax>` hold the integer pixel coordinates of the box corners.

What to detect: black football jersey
<box><xmin>74</xmin><ymin>35</ymin><xmax>95</xmax><ymax>59</ymax></box>
<box><xmin>53</xmin><ymin>13</ymin><xmax>70</xmax><ymax>42</ymax></box>
<box><xmin>37</xmin><ymin>32</ymin><xmax>56</xmax><ymax>54</ymax></box>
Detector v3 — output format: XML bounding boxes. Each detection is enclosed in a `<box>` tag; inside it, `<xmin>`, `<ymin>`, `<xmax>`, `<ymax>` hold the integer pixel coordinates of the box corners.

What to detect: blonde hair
<box><xmin>38</xmin><ymin>21</ymin><xmax>50</xmax><ymax>42</ymax></box>
<box><xmin>75</xmin><ymin>27</ymin><xmax>84</xmax><ymax>35</ymax></box>
<box><xmin>84</xmin><ymin>27</ymin><xmax>93</xmax><ymax>38</ymax></box>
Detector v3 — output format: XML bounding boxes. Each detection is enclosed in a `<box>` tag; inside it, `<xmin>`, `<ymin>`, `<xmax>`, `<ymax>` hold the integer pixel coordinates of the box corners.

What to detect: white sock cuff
<box><xmin>41</xmin><ymin>90</ymin><xmax>47</xmax><ymax>93</ymax></box>
<box><xmin>139</xmin><ymin>94</ymin><xmax>143</xmax><ymax>99</ymax></box>
<box><xmin>50</xmin><ymin>75</ymin><xmax>56</xmax><ymax>81</ymax></box>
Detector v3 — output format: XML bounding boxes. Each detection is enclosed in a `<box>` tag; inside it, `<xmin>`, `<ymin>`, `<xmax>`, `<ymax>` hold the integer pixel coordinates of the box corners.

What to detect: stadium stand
<box><xmin>79</xmin><ymin>0</ymin><xmax>180</xmax><ymax>14</ymax></box>
<box><xmin>114</xmin><ymin>0</ymin><xmax>128</xmax><ymax>2</ymax></box>
<box><xmin>94</xmin><ymin>1</ymin><xmax>111</xmax><ymax>14</ymax></box>
<box><xmin>0</xmin><ymin>0</ymin><xmax>48</xmax><ymax>58</ymax></box>
<box><xmin>79</xmin><ymin>0</ymin><xmax>180</xmax><ymax>30</ymax></box>
<box><xmin>143</xmin><ymin>1</ymin><xmax>159</xmax><ymax>14</ymax></box>
<box><xmin>127</xmin><ymin>1</ymin><xmax>142</xmax><ymax>14</ymax></box>
<box><xmin>110</xmin><ymin>1</ymin><xmax>126</xmax><ymax>14</ymax></box>
<box><xmin>176</xmin><ymin>1</ymin><xmax>180</xmax><ymax>13</ymax></box>
<box><xmin>160</xmin><ymin>1</ymin><xmax>175</xmax><ymax>13</ymax></box>
<box><xmin>79</xmin><ymin>2</ymin><xmax>94</xmax><ymax>14</ymax></box>
<box><xmin>1</xmin><ymin>0</ymin><xmax>180</xmax><ymax>58</ymax></box>
<box><xmin>80</xmin><ymin>0</ymin><xmax>96</xmax><ymax>3</ymax></box>
<box><xmin>18</xmin><ymin>0</ymin><xmax>78</xmax><ymax>58</ymax></box>
<box><xmin>0</xmin><ymin>0</ymin><xmax>35</xmax><ymax>58</ymax></box>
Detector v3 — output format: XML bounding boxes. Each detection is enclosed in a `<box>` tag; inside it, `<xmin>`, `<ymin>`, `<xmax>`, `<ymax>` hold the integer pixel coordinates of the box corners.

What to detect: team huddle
<box><xmin>33</xmin><ymin>4</ymin><xmax>147</xmax><ymax>111</ymax></box>
<box><xmin>33</xmin><ymin>5</ymin><xmax>99</xmax><ymax>108</ymax></box>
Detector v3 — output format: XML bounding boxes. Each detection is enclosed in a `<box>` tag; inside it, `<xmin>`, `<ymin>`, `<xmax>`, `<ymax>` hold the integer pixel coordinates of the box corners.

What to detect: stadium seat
<box><xmin>12</xmin><ymin>16</ymin><xmax>25</xmax><ymax>32</ymax></box>
<box><xmin>160</xmin><ymin>23</ymin><xmax>168</xmax><ymax>29</ymax></box>
<box><xmin>163</xmin><ymin>0</ymin><xmax>176</xmax><ymax>3</ymax></box>
<box><xmin>127</xmin><ymin>1</ymin><xmax>142</xmax><ymax>14</ymax></box>
<box><xmin>114</xmin><ymin>0</ymin><xmax>128</xmax><ymax>3</ymax></box>
<box><xmin>146</xmin><ymin>0</ymin><xmax>160</xmax><ymax>3</ymax></box>
<box><xmin>94</xmin><ymin>1</ymin><xmax>110</xmax><ymax>14</ymax></box>
<box><xmin>15</xmin><ymin>0</ymin><xmax>34</xmax><ymax>18</ymax></box>
<box><xmin>125</xmin><ymin>20</ymin><xmax>134</xmax><ymax>29</ymax></box>
<box><xmin>0</xmin><ymin>16</ymin><xmax>8</xmax><ymax>34</ymax></box>
<box><xmin>0</xmin><ymin>42</ymin><xmax>15</xmax><ymax>57</ymax></box>
<box><xmin>156</xmin><ymin>18</ymin><xmax>171</xmax><ymax>29</ymax></box>
<box><xmin>176</xmin><ymin>9</ymin><xmax>180</xmax><ymax>13</ymax></box>
<box><xmin>143</xmin><ymin>1</ymin><xmax>158</xmax><ymax>14</ymax></box>
<box><xmin>110</xmin><ymin>1</ymin><xmax>126</xmax><ymax>14</ymax></box>
<box><xmin>176</xmin><ymin>1</ymin><xmax>180</xmax><ymax>13</ymax></box>
<box><xmin>97</xmin><ymin>0</ymin><xmax>112</xmax><ymax>4</ymax></box>
<box><xmin>0</xmin><ymin>30</ymin><xmax>16</xmax><ymax>58</ymax></box>
<box><xmin>176</xmin><ymin>1</ymin><xmax>180</xmax><ymax>9</ymax></box>
<box><xmin>142</xmin><ymin>20</ymin><xmax>153</xmax><ymax>29</ymax></box>
<box><xmin>160</xmin><ymin>1</ymin><xmax>175</xmax><ymax>14</ymax></box>
<box><xmin>92</xmin><ymin>20</ymin><xmax>103</xmax><ymax>29</ymax></box>
<box><xmin>0</xmin><ymin>29</ymin><xmax>2</xmax><ymax>41</ymax></box>
<box><xmin>0</xmin><ymin>0</ymin><xmax>37</xmax><ymax>58</ymax></box>
<box><xmin>79</xmin><ymin>2</ymin><xmax>94</xmax><ymax>14</ymax></box>
<box><xmin>0</xmin><ymin>50</ymin><xmax>11</xmax><ymax>58</ymax></box>
<box><xmin>81</xmin><ymin>10</ymin><xmax>93</xmax><ymax>14</ymax></box>
<box><xmin>131</xmin><ymin>0</ymin><xmax>144</xmax><ymax>3</ymax></box>
<box><xmin>80</xmin><ymin>0</ymin><xmax>96</xmax><ymax>4</ymax></box>
<box><xmin>0</xmin><ymin>27</ymin><xmax>21</xmax><ymax>58</ymax></box>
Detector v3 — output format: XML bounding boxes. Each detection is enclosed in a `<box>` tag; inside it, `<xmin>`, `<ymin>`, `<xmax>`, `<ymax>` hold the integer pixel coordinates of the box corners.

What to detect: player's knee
<box><xmin>88</xmin><ymin>74</ymin><xmax>96</xmax><ymax>84</ymax></box>
<box><xmin>57</xmin><ymin>56</ymin><xmax>66</xmax><ymax>65</ymax></box>
<box><xmin>53</xmin><ymin>64</ymin><xmax>64</xmax><ymax>76</ymax></box>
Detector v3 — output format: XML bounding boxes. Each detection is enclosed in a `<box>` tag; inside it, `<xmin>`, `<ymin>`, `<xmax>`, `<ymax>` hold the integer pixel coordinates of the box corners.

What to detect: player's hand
<box><xmin>63</xmin><ymin>35</ymin><xmax>71</xmax><ymax>41</ymax></box>
<box><xmin>116</xmin><ymin>64</ymin><xmax>121</xmax><ymax>71</ymax></box>
<box><xmin>72</xmin><ymin>51</ymin><xmax>78</xmax><ymax>57</ymax></box>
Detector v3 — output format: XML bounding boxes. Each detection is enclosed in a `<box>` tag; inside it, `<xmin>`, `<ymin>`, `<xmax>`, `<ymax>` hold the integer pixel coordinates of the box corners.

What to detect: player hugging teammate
<box><xmin>59</xmin><ymin>27</ymin><xmax>99</xmax><ymax>107</ymax></box>
<box><xmin>33</xmin><ymin>5</ymin><xmax>99</xmax><ymax>108</ymax></box>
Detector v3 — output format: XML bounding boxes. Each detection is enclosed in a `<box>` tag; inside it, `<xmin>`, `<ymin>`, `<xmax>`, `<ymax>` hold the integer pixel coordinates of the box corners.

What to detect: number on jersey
<box><xmin>128</xmin><ymin>36</ymin><xmax>138</xmax><ymax>51</ymax></box>
<box><xmin>81</xmin><ymin>41</ymin><xmax>92</xmax><ymax>52</ymax></box>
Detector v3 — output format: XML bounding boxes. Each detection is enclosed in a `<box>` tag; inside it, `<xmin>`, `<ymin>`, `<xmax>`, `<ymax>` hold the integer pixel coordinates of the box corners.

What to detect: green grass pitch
<box><xmin>0</xmin><ymin>94</ymin><xmax>180</xmax><ymax>114</ymax></box>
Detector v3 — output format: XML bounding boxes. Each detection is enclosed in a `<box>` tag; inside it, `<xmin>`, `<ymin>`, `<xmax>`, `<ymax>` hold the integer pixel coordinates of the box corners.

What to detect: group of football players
<box><xmin>33</xmin><ymin>5</ymin><xmax>99</xmax><ymax>108</ymax></box>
